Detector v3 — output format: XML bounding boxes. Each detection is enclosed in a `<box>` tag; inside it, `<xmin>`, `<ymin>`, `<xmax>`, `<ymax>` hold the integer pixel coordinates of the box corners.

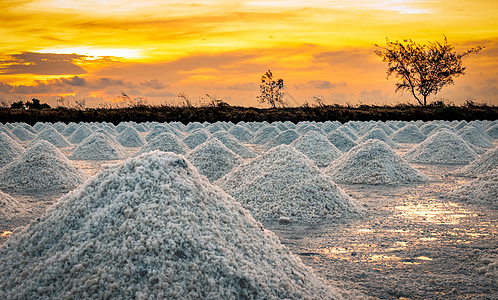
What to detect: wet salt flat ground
<box><xmin>271</xmin><ymin>162</ymin><xmax>497</xmax><ymax>299</ymax></box>
<box><xmin>1</xmin><ymin>141</ymin><xmax>497</xmax><ymax>299</ymax></box>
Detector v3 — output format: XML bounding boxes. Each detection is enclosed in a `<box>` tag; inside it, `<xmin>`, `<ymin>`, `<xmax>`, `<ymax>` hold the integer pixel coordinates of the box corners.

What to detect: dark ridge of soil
<box><xmin>1</xmin><ymin>104</ymin><xmax>497</xmax><ymax>125</ymax></box>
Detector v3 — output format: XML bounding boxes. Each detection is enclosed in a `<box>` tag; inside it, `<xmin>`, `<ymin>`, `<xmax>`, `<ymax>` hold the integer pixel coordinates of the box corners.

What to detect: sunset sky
<box><xmin>0</xmin><ymin>0</ymin><xmax>497</xmax><ymax>107</ymax></box>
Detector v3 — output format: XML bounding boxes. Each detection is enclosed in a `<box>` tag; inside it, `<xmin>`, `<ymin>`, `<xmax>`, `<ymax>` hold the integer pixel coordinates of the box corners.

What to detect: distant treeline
<box><xmin>1</xmin><ymin>102</ymin><xmax>497</xmax><ymax>125</ymax></box>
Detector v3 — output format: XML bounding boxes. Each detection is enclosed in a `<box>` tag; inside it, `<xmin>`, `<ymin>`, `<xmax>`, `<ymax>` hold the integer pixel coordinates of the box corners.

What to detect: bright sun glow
<box><xmin>37</xmin><ymin>47</ymin><xmax>143</xmax><ymax>59</ymax></box>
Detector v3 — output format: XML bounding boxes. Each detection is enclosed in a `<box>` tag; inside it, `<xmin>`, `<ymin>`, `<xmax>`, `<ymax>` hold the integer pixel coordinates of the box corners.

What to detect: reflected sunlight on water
<box><xmin>395</xmin><ymin>201</ymin><xmax>479</xmax><ymax>225</ymax></box>
<box><xmin>1</xmin><ymin>231</ymin><xmax>12</xmax><ymax>237</ymax></box>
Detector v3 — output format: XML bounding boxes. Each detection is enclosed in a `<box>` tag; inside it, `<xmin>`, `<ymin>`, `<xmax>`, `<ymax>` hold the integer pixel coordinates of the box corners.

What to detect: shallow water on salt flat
<box><xmin>269</xmin><ymin>164</ymin><xmax>497</xmax><ymax>299</ymax></box>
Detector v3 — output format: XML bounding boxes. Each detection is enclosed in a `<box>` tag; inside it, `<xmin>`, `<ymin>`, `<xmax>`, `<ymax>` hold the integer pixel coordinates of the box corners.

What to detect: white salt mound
<box><xmin>68</xmin><ymin>125</ymin><xmax>93</xmax><ymax>144</ymax></box>
<box><xmin>186</xmin><ymin>138</ymin><xmax>243</xmax><ymax>182</ymax></box>
<box><xmin>448</xmin><ymin>168</ymin><xmax>497</xmax><ymax>209</ymax></box>
<box><xmin>205</xmin><ymin>122</ymin><xmax>224</xmax><ymax>134</ymax></box>
<box><xmin>211</xmin><ymin>131</ymin><xmax>257</xmax><ymax>158</ymax></box>
<box><xmin>327</xmin><ymin>130</ymin><xmax>358</xmax><ymax>152</ymax></box>
<box><xmin>228</xmin><ymin>124</ymin><xmax>254</xmax><ymax>142</ymax></box>
<box><xmin>390</xmin><ymin>124</ymin><xmax>427</xmax><ymax>144</ymax></box>
<box><xmin>34</xmin><ymin>127</ymin><xmax>71</xmax><ymax>148</ymax></box>
<box><xmin>250</xmin><ymin>125</ymin><xmax>280</xmax><ymax>145</ymax></box>
<box><xmin>11</xmin><ymin>126</ymin><xmax>36</xmax><ymax>141</ymax></box>
<box><xmin>403</xmin><ymin>130</ymin><xmax>478</xmax><ymax>164</ymax></box>
<box><xmin>324</xmin><ymin>139</ymin><xmax>428</xmax><ymax>185</ymax></box>
<box><xmin>358</xmin><ymin>128</ymin><xmax>399</xmax><ymax>149</ymax></box>
<box><xmin>458</xmin><ymin>126</ymin><xmax>494</xmax><ymax>148</ymax></box>
<box><xmin>183</xmin><ymin>129</ymin><xmax>211</xmax><ymax>149</ymax></box>
<box><xmin>62</xmin><ymin>123</ymin><xmax>79</xmax><ymax>137</ymax></box>
<box><xmin>290</xmin><ymin>131</ymin><xmax>342</xmax><ymax>168</ymax></box>
<box><xmin>0</xmin><ymin>132</ymin><xmax>24</xmax><ymax>168</ymax></box>
<box><xmin>296</xmin><ymin>124</ymin><xmax>324</xmax><ymax>136</ymax></box>
<box><xmin>485</xmin><ymin>124</ymin><xmax>498</xmax><ymax>140</ymax></box>
<box><xmin>0</xmin><ymin>190</ymin><xmax>23</xmax><ymax>219</ymax></box>
<box><xmin>138</xmin><ymin>133</ymin><xmax>189</xmax><ymax>156</ymax></box>
<box><xmin>321</xmin><ymin>121</ymin><xmax>341</xmax><ymax>133</ymax></box>
<box><xmin>216</xmin><ymin>145</ymin><xmax>359</xmax><ymax>224</ymax></box>
<box><xmin>337</xmin><ymin>125</ymin><xmax>358</xmax><ymax>140</ymax></box>
<box><xmin>145</xmin><ymin>125</ymin><xmax>175</xmax><ymax>141</ymax></box>
<box><xmin>264</xmin><ymin>129</ymin><xmax>299</xmax><ymax>149</ymax></box>
<box><xmin>69</xmin><ymin>133</ymin><xmax>128</xmax><ymax>161</ymax></box>
<box><xmin>0</xmin><ymin>140</ymin><xmax>88</xmax><ymax>191</ymax></box>
<box><xmin>0</xmin><ymin>151</ymin><xmax>339</xmax><ymax>299</ymax></box>
<box><xmin>419</xmin><ymin>123</ymin><xmax>438</xmax><ymax>135</ymax></box>
<box><xmin>116</xmin><ymin>126</ymin><xmax>145</xmax><ymax>147</ymax></box>
<box><xmin>453</xmin><ymin>147</ymin><xmax>498</xmax><ymax>178</ymax></box>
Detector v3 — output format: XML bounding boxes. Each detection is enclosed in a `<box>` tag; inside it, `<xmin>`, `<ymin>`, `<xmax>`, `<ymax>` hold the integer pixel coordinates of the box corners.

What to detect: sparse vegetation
<box><xmin>0</xmin><ymin>100</ymin><xmax>496</xmax><ymax>125</ymax></box>
<box><xmin>257</xmin><ymin>70</ymin><xmax>285</xmax><ymax>108</ymax></box>
<box><xmin>375</xmin><ymin>37</ymin><xmax>483</xmax><ymax>107</ymax></box>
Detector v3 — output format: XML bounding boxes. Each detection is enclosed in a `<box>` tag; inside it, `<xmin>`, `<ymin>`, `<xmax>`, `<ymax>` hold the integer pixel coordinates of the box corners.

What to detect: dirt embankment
<box><xmin>1</xmin><ymin>104</ymin><xmax>497</xmax><ymax>124</ymax></box>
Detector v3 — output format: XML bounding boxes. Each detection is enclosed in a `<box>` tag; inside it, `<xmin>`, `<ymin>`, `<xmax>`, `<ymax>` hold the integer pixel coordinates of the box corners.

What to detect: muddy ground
<box><xmin>1</xmin><ymin>144</ymin><xmax>496</xmax><ymax>299</ymax></box>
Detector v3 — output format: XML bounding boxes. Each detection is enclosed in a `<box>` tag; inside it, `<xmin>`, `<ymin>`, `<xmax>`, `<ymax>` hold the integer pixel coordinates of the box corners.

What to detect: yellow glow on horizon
<box><xmin>37</xmin><ymin>47</ymin><xmax>143</xmax><ymax>60</ymax></box>
<box><xmin>0</xmin><ymin>0</ymin><xmax>496</xmax><ymax>105</ymax></box>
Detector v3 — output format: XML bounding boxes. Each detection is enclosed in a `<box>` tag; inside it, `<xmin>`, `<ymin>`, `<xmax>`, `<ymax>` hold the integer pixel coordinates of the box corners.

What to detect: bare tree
<box><xmin>257</xmin><ymin>70</ymin><xmax>285</xmax><ymax>108</ymax></box>
<box><xmin>375</xmin><ymin>37</ymin><xmax>482</xmax><ymax>106</ymax></box>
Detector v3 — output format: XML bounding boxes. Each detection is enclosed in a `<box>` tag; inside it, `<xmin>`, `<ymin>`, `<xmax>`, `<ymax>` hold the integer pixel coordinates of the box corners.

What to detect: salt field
<box><xmin>0</xmin><ymin>120</ymin><xmax>497</xmax><ymax>299</ymax></box>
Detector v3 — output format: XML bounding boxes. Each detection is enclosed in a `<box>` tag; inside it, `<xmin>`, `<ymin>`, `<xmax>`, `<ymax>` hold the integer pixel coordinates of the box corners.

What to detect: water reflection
<box><xmin>1</xmin><ymin>231</ymin><xmax>12</xmax><ymax>237</ymax></box>
<box><xmin>395</xmin><ymin>201</ymin><xmax>479</xmax><ymax>225</ymax></box>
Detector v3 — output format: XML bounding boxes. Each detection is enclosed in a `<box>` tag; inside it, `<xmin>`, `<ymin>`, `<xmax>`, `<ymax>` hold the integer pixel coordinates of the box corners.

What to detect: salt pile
<box><xmin>115</xmin><ymin>123</ymin><xmax>130</xmax><ymax>133</ymax></box>
<box><xmin>53</xmin><ymin>122</ymin><xmax>67</xmax><ymax>133</ymax></box>
<box><xmin>0</xmin><ymin>140</ymin><xmax>88</xmax><ymax>191</ymax></box>
<box><xmin>290</xmin><ymin>131</ymin><xmax>342</xmax><ymax>168</ymax></box>
<box><xmin>186</xmin><ymin>138</ymin><xmax>243</xmax><ymax>182</ymax></box>
<box><xmin>16</xmin><ymin>123</ymin><xmax>36</xmax><ymax>134</ymax></box>
<box><xmin>211</xmin><ymin>131</ymin><xmax>257</xmax><ymax>158</ymax></box>
<box><xmin>321</xmin><ymin>121</ymin><xmax>341</xmax><ymax>133</ymax></box>
<box><xmin>133</xmin><ymin>123</ymin><xmax>148</xmax><ymax>132</ymax></box>
<box><xmin>11</xmin><ymin>126</ymin><xmax>35</xmax><ymax>141</ymax></box>
<box><xmin>403</xmin><ymin>130</ymin><xmax>478</xmax><ymax>164</ymax></box>
<box><xmin>145</xmin><ymin>125</ymin><xmax>177</xmax><ymax>141</ymax></box>
<box><xmin>33</xmin><ymin>127</ymin><xmax>71</xmax><ymax>148</ymax></box>
<box><xmin>337</xmin><ymin>125</ymin><xmax>359</xmax><ymax>140</ymax></box>
<box><xmin>324</xmin><ymin>139</ymin><xmax>428</xmax><ymax>185</ymax></box>
<box><xmin>185</xmin><ymin>121</ymin><xmax>203</xmax><ymax>132</ymax></box>
<box><xmin>99</xmin><ymin>123</ymin><xmax>118</xmax><ymax>136</ymax></box>
<box><xmin>273</xmin><ymin>122</ymin><xmax>288</xmax><ymax>131</ymax></box>
<box><xmin>116</xmin><ymin>126</ymin><xmax>145</xmax><ymax>147</ymax></box>
<box><xmin>296</xmin><ymin>124</ymin><xmax>324</xmax><ymax>136</ymax></box>
<box><xmin>327</xmin><ymin>130</ymin><xmax>358</xmax><ymax>152</ymax></box>
<box><xmin>33</xmin><ymin>122</ymin><xmax>49</xmax><ymax>132</ymax></box>
<box><xmin>0</xmin><ymin>151</ymin><xmax>339</xmax><ymax>299</ymax></box>
<box><xmin>138</xmin><ymin>133</ymin><xmax>189</xmax><ymax>156</ymax></box>
<box><xmin>358</xmin><ymin>128</ymin><xmax>399</xmax><ymax>148</ymax></box>
<box><xmin>485</xmin><ymin>124</ymin><xmax>498</xmax><ymax>139</ymax></box>
<box><xmin>216</xmin><ymin>145</ymin><xmax>359</xmax><ymax>224</ymax></box>
<box><xmin>0</xmin><ymin>127</ymin><xmax>19</xmax><ymax>141</ymax></box>
<box><xmin>0</xmin><ymin>190</ymin><xmax>23</xmax><ymax>219</ymax></box>
<box><xmin>228</xmin><ymin>124</ymin><xmax>254</xmax><ymax>142</ymax></box>
<box><xmin>69</xmin><ymin>133</ymin><xmax>128</xmax><ymax>160</ymax></box>
<box><xmin>205</xmin><ymin>122</ymin><xmax>224</xmax><ymax>134</ymax></box>
<box><xmin>68</xmin><ymin>125</ymin><xmax>93</xmax><ymax>144</ymax></box>
<box><xmin>453</xmin><ymin>147</ymin><xmax>498</xmax><ymax>178</ymax></box>
<box><xmin>448</xmin><ymin>168</ymin><xmax>497</xmax><ymax>209</ymax></box>
<box><xmin>62</xmin><ymin>123</ymin><xmax>79</xmax><ymax>137</ymax></box>
<box><xmin>250</xmin><ymin>125</ymin><xmax>280</xmax><ymax>145</ymax></box>
<box><xmin>0</xmin><ymin>132</ymin><xmax>24</xmax><ymax>168</ymax></box>
<box><xmin>264</xmin><ymin>129</ymin><xmax>299</xmax><ymax>149</ymax></box>
<box><xmin>458</xmin><ymin>126</ymin><xmax>494</xmax><ymax>149</ymax></box>
<box><xmin>390</xmin><ymin>124</ymin><xmax>427</xmax><ymax>143</ymax></box>
<box><xmin>183</xmin><ymin>128</ymin><xmax>211</xmax><ymax>149</ymax></box>
<box><xmin>427</xmin><ymin>125</ymin><xmax>456</xmax><ymax>136</ymax></box>
<box><xmin>419</xmin><ymin>123</ymin><xmax>438</xmax><ymax>135</ymax></box>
